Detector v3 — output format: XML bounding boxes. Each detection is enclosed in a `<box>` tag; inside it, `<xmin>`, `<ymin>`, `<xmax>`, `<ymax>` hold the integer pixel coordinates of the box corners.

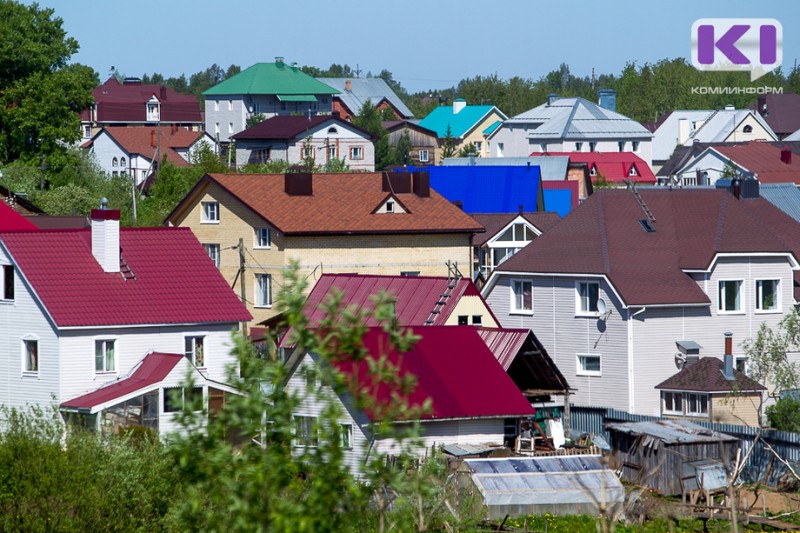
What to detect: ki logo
<box><xmin>692</xmin><ymin>19</ymin><xmax>783</xmax><ymax>81</ymax></box>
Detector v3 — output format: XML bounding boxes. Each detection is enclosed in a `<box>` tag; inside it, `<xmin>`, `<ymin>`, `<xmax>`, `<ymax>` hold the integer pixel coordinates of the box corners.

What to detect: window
<box><xmin>185</xmin><ymin>336</ymin><xmax>205</xmax><ymax>367</ymax></box>
<box><xmin>294</xmin><ymin>416</ymin><xmax>318</xmax><ymax>446</ymax></box>
<box><xmin>400</xmin><ymin>271</ymin><xmax>419</xmax><ymax>277</ymax></box>
<box><xmin>228</xmin><ymin>100</ymin><xmax>233</xmax><ymax>111</ymax></box>
<box><xmin>575</xmin><ymin>142</ymin><xmax>583</xmax><ymax>151</ymax></box>
<box><xmin>112</xmin><ymin>171</ymin><xmax>118</xmax><ymax>177</ymax></box>
<box><xmin>256</xmin><ymin>273</ymin><xmax>272</xmax><ymax>307</ymax></box>
<box><xmin>473</xmin><ymin>141</ymin><xmax>483</xmax><ymax>152</ymax></box>
<box><xmin>95</xmin><ymin>340</ymin><xmax>116</xmax><ymax>372</ymax></box>
<box><xmin>618</xmin><ymin>141</ymin><xmax>625</xmax><ymax>152</ymax></box>
<box><xmin>2</xmin><ymin>264</ymin><xmax>13</xmax><ymax>301</ymax></box>
<box><xmin>589</xmin><ymin>165</ymin><xmax>597</xmax><ymax>177</ymax></box>
<box><xmin>147</xmin><ymin>103</ymin><xmax>159</xmax><ymax>121</ymax></box>
<box><xmin>327</xmin><ymin>127</ymin><xmax>338</xmax><ymax>134</ymax></box>
<box><xmin>385</xmin><ymin>201</ymin><xmax>394</xmax><ymax>213</ymax></box>
<box><xmin>83</xmin><ymin>125</ymin><xmax>91</xmax><ymax>138</ymax></box>
<box><xmin>305</xmin><ymin>367</ymin><xmax>317</xmax><ymax>390</ymax></box>
<box><xmin>203</xmin><ymin>244</ymin><xmax>220</xmax><ymax>268</ymax></box>
<box><xmin>302</xmin><ymin>145</ymin><xmax>315</xmax><ymax>159</ymax></box>
<box><xmin>497</xmin><ymin>143</ymin><xmax>504</xmax><ymax>157</ymax></box>
<box><xmin>539</xmin><ymin>143</ymin><xmax>548</xmax><ymax>152</ymax></box>
<box><xmin>350</xmin><ymin>146</ymin><xmax>364</xmax><ymax>160</ymax></box>
<box><xmin>419</xmin><ymin>149</ymin><xmax>429</xmax><ymax>162</ymax></box>
<box><xmin>628</xmin><ymin>165</ymin><xmax>638</xmax><ymax>176</ymax></box>
<box><xmin>164</xmin><ymin>386</ymin><xmax>203</xmax><ymax>413</ymax></box>
<box><xmin>253</xmin><ymin>148</ymin><xmax>271</xmax><ymax>163</ymax></box>
<box><xmin>756</xmin><ymin>279</ymin><xmax>779</xmax><ymax>312</ymax></box>
<box><xmin>340</xmin><ymin>424</ymin><xmax>353</xmax><ymax>449</ymax></box>
<box><xmin>496</xmin><ymin>223</ymin><xmax>536</xmax><ymax>243</ymax></box>
<box><xmin>736</xmin><ymin>357</ymin><xmax>748</xmax><ymax>373</ymax></box>
<box><xmin>472</xmin><ymin>315</ymin><xmax>482</xmax><ymax>326</ymax></box>
<box><xmin>662</xmin><ymin>391</ymin><xmax>683</xmax><ymax>415</ymax></box>
<box><xmin>576</xmin><ymin>281</ymin><xmax>600</xmax><ymax>315</ymax></box>
<box><xmin>577</xmin><ymin>353</ymin><xmax>601</xmax><ymax>376</ymax></box>
<box><xmin>718</xmin><ymin>280</ymin><xmax>742</xmax><ymax>313</ymax></box>
<box><xmin>458</xmin><ymin>315</ymin><xmax>469</xmax><ymax>325</ymax></box>
<box><xmin>327</xmin><ymin>145</ymin><xmax>336</xmax><ymax>159</ymax></box>
<box><xmin>743</xmin><ymin>124</ymin><xmax>753</xmax><ymax>133</ymax></box>
<box><xmin>686</xmin><ymin>393</ymin><xmax>709</xmax><ymax>416</ymax></box>
<box><xmin>589</xmin><ymin>142</ymin><xmax>597</xmax><ymax>152</ymax></box>
<box><xmin>201</xmin><ymin>201</ymin><xmax>219</xmax><ymax>223</ymax></box>
<box><xmin>23</xmin><ymin>339</ymin><xmax>38</xmax><ymax>373</ymax></box>
<box><xmin>632</xmin><ymin>141</ymin><xmax>640</xmax><ymax>152</ymax></box>
<box><xmin>215</xmin><ymin>122</ymin><xmax>220</xmax><ymax>135</ymax></box>
<box><xmin>511</xmin><ymin>280</ymin><xmax>533</xmax><ymax>313</ymax></box>
<box><xmin>228</xmin><ymin>122</ymin><xmax>234</xmax><ymax>134</ymax></box>
<box><xmin>255</xmin><ymin>227</ymin><xmax>271</xmax><ymax>249</ymax></box>
<box><xmin>214</xmin><ymin>100</ymin><xmax>219</xmax><ymax>112</ymax></box>
<box><xmin>112</xmin><ymin>157</ymin><xmax>118</xmax><ymax>167</ymax></box>
<box><xmin>280</xmin><ymin>101</ymin><xmax>287</xmax><ymax>111</ymax></box>
<box><xmin>120</xmin><ymin>156</ymin><xmax>126</xmax><ymax>168</ymax></box>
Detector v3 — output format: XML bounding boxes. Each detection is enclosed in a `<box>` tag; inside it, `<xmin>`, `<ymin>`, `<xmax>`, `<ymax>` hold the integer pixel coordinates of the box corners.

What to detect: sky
<box><xmin>27</xmin><ymin>0</ymin><xmax>800</xmax><ymax>94</ymax></box>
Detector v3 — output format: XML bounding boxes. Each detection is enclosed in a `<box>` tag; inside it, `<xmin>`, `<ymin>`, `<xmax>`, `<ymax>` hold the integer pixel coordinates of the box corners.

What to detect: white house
<box><xmin>488</xmin><ymin>93</ymin><xmax>653</xmax><ymax>165</ymax></box>
<box><xmin>0</xmin><ymin>207</ymin><xmax>251</xmax><ymax>435</ymax></box>
<box><xmin>482</xmin><ymin>187</ymin><xmax>800</xmax><ymax>417</ymax></box>
<box><xmin>284</xmin><ymin>326</ymin><xmax>536</xmax><ymax>474</ymax></box>
<box><xmin>85</xmin><ymin>126</ymin><xmax>216</xmax><ymax>186</ymax></box>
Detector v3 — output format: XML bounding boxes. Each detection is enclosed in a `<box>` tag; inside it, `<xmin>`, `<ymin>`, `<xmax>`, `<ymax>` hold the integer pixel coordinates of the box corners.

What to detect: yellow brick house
<box><xmin>166</xmin><ymin>172</ymin><xmax>484</xmax><ymax>325</ymax></box>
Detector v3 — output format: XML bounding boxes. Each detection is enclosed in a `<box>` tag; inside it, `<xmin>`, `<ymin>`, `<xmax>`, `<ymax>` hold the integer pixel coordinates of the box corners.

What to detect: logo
<box><xmin>691</xmin><ymin>18</ymin><xmax>782</xmax><ymax>81</ymax></box>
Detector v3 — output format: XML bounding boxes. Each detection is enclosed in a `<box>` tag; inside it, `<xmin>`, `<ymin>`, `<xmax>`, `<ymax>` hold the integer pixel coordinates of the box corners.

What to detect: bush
<box><xmin>767</xmin><ymin>396</ymin><xmax>800</xmax><ymax>432</ymax></box>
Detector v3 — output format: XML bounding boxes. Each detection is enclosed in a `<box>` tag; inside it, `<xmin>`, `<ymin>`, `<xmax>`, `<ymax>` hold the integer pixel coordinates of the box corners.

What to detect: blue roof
<box><xmin>542</xmin><ymin>188</ymin><xmax>573</xmax><ymax>218</ymax></box>
<box><xmin>410</xmin><ymin>165</ymin><xmax>544</xmax><ymax>213</ymax></box>
<box><xmin>482</xmin><ymin>120</ymin><xmax>502</xmax><ymax>135</ymax></box>
<box><xmin>418</xmin><ymin>105</ymin><xmax>499</xmax><ymax>138</ymax></box>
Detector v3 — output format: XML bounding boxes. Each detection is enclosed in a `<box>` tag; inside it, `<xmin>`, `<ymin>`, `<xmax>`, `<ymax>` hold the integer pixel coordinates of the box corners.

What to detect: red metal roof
<box><xmin>61</xmin><ymin>352</ymin><xmax>183</xmax><ymax>410</ymax></box>
<box><xmin>0</xmin><ymin>227</ymin><xmax>251</xmax><ymax>327</ymax></box>
<box><xmin>497</xmin><ymin>188</ymin><xmax>800</xmax><ymax>306</ymax></box>
<box><xmin>82</xmin><ymin>78</ymin><xmax>202</xmax><ymax>124</ymax></box>
<box><xmin>101</xmin><ymin>126</ymin><xmax>205</xmax><ymax>167</ymax></box>
<box><xmin>0</xmin><ymin>202</ymin><xmax>39</xmax><ymax>231</ymax></box>
<box><xmin>476</xmin><ymin>328</ymin><xmax>529</xmax><ymax>370</ymax></box>
<box><xmin>332</xmin><ymin>327</ymin><xmax>535</xmax><ymax>420</ymax></box>
<box><xmin>531</xmin><ymin>152</ymin><xmax>656</xmax><ymax>184</ymax></box>
<box><xmin>713</xmin><ymin>144</ymin><xmax>800</xmax><ymax>184</ymax></box>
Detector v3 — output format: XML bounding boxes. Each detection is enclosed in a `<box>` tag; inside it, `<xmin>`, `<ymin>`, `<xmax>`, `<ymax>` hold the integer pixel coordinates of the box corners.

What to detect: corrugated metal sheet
<box><xmin>760</xmin><ymin>183</ymin><xmax>800</xmax><ymax>223</ymax></box>
<box><xmin>317</xmin><ymin>78</ymin><xmax>413</xmax><ymax>118</ymax></box>
<box><xmin>476</xmin><ymin>329</ymin><xmax>528</xmax><ymax>370</ymax></box>
<box><xmin>606</xmin><ymin>419</ymin><xmax>737</xmax><ymax>445</ymax></box>
<box><xmin>464</xmin><ymin>456</ymin><xmax>624</xmax><ymax>518</ymax></box>
<box><xmin>442</xmin><ymin>156</ymin><xmax>570</xmax><ymax>182</ymax></box>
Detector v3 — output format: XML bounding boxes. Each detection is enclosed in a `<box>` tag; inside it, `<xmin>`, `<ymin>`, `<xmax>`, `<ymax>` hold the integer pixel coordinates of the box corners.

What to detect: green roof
<box><xmin>418</xmin><ymin>105</ymin><xmax>504</xmax><ymax>139</ymax></box>
<box><xmin>203</xmin><ymin>63</ymin><xmax>340</xmax><ymax>96</ymax></box>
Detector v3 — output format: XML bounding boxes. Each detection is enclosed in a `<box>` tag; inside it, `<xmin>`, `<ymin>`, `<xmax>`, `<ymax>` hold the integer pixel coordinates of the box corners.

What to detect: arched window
<box><xmin>743</xmin><ymin>124</ymin><xmax>753</xmax><ymax>133</ymax></box>
<box><xmin>327</xmin><ymin>127</ymin><xmax>338</xmax><ymax>134</ymax></box>
<box><xmin>120</xmin><ymin>156</ymin><xmax>127</xmax><ymax>168</ymax></box>
<box><xmin>112</xmin><ymin>157</ymin><xmax>118</xmax><ymax>167</ymax></box>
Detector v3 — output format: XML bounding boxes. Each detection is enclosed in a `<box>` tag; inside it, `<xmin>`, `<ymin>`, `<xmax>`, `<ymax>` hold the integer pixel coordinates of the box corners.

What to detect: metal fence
<box><xmin>565</xmin><ymin>405</ymin><xmax>800</xmax><ymax>487</ymax></box>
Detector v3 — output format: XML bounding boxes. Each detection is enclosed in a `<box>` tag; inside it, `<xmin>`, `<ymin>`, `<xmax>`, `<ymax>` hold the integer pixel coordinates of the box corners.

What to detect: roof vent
<box><xmin>597</xmin><ymin>89</ymin><xmax>617</xmax><ymax>112</ymax></box>
<box><xmin>275</xmin><ymin>56</ymin><xmax>284</xmax><ymax>65</ymax></box>
<box><xmin>639</xmin><ymin>219</ymin><xmax>655</xmax><ymax>233</ymax></box>
<box><xmin>547</xmin><ymin>94</ymin><xmax>559</xmax><ymax>106</ymax></box>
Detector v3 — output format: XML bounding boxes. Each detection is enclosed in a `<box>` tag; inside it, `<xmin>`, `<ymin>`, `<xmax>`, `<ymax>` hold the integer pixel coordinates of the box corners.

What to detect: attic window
<box><xmin>385</xmin><ymin>201</ymin><xmax>394</xmax><ymax>212</ymax></box>
<box><xmin>639</xmin><ymin>220</ymin><xmax>655</xmax><ymax>233</ymax></box>
<box><xmin>743</xmin><ymin>125</ymin><xmax>753</xmax><ymax>133</ymax></box>
<box><xmin>628</xmin><ymin>165</ymin><xmax>638</xmax><ymax>177</ymax></box>
<box><xmin>327</xmin><ymin>127</ymin><xmax>338</xmax><ymax>134</ymax></box>
<box><xmin>589</xmin><ymin>165</ymin><xmax>597</xmax><ymax>177</ymax></box>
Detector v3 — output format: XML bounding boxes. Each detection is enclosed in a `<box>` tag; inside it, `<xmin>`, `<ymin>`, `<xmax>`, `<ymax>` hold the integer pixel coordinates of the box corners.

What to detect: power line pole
<box><xmin>238</xmin><ymin>238</ymin><xmax>248</xmax><ymax>338</ymax></box>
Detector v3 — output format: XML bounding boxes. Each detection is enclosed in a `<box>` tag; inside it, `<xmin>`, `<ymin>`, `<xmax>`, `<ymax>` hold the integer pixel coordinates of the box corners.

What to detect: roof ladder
<box><xmin>625</xmin><ymin>179</ymin><xmax>656</xmax><ymax>224</ymax></box>
<box><xmin>119</xmin><ymin>254</ymin><xmax>136</xmax><ymax>281</ymax></box>
<box><xmin>424</xmin><ymin>261</ymin><xmax>462</xmax><ymax>325</ymax></box>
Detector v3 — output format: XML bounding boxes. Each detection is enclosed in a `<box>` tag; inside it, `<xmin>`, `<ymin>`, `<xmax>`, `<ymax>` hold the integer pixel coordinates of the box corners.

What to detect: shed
<box><xmin>461</xmin><ymin>456</ymin><xmax>624</xmax><ymax>519</ymax></box>
<box><xmin>606</xmin><ymin>419</ymin><xmax>739</xmax><ymax>496</ymax></box>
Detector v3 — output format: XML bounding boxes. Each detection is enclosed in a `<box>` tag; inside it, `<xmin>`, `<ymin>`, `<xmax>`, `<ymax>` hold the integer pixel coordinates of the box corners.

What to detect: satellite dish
<box><xmin>597</xmin><ymin>299</ymin><xmax>607</xmax><ymax>315</ymax></box>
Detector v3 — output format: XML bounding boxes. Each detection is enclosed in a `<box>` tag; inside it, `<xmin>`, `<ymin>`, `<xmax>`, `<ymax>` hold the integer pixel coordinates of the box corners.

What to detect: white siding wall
<box><xmin>91</xmin><ymin>133</ymin><xmax>129</xmax><ymax>177</ymax></box>
<box><xmin>0</xmin><ymin>248</ymin><xmax>61</xmax><ymax>412</ymax></box>
<box><xmin>485</xmin><ymin>257</ymin><xmax>795</xmax><ymax>416</ymax></box>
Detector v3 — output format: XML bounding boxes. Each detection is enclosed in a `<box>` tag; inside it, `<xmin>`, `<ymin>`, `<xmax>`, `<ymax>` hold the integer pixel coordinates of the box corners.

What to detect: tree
<box><xmin>439</xmin><ymin>125</ymin><xmax>456</xmax><ymax>161</ymax></box>
<box><xmin>393</xmin><ymin>131</ymin><xmax>412</xmax><ymax>167</ymax></box>
<box><xmin>0</xmin><ymin>1</ymin><xmax>96</xmax><ymax>164</ymax></box>
<box><xmin>766</xmin><ymin>395</ymin><xmax>800</xmax><ymax>432</ymax></box>
<box><xmin>353</xmin><ymin>100</ymin><xmax>391</xmax><ymax>170</ymax></box>
<box><xmin>456</xmin><ymin>142</ymin><xmax>478</xmax><ymax>158</ymax></box>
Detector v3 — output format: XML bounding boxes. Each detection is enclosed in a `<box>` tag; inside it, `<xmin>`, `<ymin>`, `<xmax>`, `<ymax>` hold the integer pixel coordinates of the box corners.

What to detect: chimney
<box><xmin>412</xmin><ymin>172</ymin><xmax>430</xmax><ymax>197</ymax></box>
<box><xmin>725</xmin><ymin>104</ymin><xmax>735</xmax><ymax>111</ymax></box>
<box><xmin>345</xmin><ymin>79</ymin><xmax>352</xmax><ymax>92</ymax></box>
<box><xmin>452</xmin><ymin>98</ymin><xmax>466</xmax><ymax>114</ymax></box>
<box><xmin>678</xmin><ymin>118</ymin><xmax>690</xmax><ymax>145</ymax></box>
<box><xmin>150</xmin><ymin>129</ymin><xmax>157</xmax><ymax>148</ymax></box>
<box><xmin>91</xmin><ymin>199</ymin><xmax>120</xmax><ymax>273</ymax></box>
<box><xmin>171</xmin><ymin>124</ymin><xmax>177</xmax><ymax>135</ymax></box>
<box><xmin>160</xmin><ymin>86</ymin><xmax>167</xmax><ymax>100</ymax></box>
<box><xmin>723</xmin><ymin>332</ymin><xmax>735</xmax><ymax>380</ymax></box>
<box><xmin>547</xmin><ymin>94</ymin><xmax>559</xmax><ymax>106</ymax></box>
<box><xmin>781</xmin><ymin>147</ymin><xmax>792</xmax><ymax>165</ymax></box>
<box><xmin>284</xmin><ymin>172</ymin><xmax>313</xmax><ymax>195</ymax></box>
<box><xmin>519</xmin><ymin>204</ymin><xmax>524</xmax><ymax>215</ymax></box>
<box><xmin>597</xmin><ymin>89</ymin><xmax>617</xmax><ymax>112</ymax></box>
<box><xmin>275</xmin><ymin>56</ymin><xmax>284</xmax><ymax>65</ymax></box>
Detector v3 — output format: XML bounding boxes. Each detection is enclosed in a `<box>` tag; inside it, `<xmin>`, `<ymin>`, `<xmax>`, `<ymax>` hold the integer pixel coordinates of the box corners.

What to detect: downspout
<box><xmin>627</xmin><ymin>307</ymin><xmax>646</xmax><ymax>414</ymax></box>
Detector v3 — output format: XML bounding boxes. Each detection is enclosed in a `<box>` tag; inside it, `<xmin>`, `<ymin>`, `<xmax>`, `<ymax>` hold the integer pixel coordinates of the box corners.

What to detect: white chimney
<box><xmin>677</xmin><ymin>118</ymin><xmax>689</xmax><ymax>145</ymax></box>
<box><xmin>91</xmin><ymin>200</ymin><xmax>120</xmax><ymax>273</ymax></box>
<box><xmin>453</xmin><ymin>98</ymin><xmax>466</xmax><ymax>114</ymax></box>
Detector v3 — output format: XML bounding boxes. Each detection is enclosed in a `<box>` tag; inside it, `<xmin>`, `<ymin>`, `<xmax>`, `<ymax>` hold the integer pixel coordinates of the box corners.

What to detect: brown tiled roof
<box><xmin>103</xmin><ymin>126</ymin><xmax>204</xmax><ymax>166</ymax></box>
<box><xmin>230</xmin><ymin>115</ymin><xmax>374</xmax><ymax>141</ymax></box>
<box><xmin>181</xmin><ymin>173</ymin><xmax>485</xmax><ymax>235</ymax></box>
<box><xmin>497</xmin><ymin>188</ymin><xmax>800</xmax><ymax>306</ymax></box>
<box><xmin>655</xmin><ymin>357</ymin><xmax>765</xmax><ymax>392</ymax></box>
<box><xmin>714</xmin><ymin>143</ymin><xmax>800</xmax><ymax>184</ymax></box>
<box><xmin>471</xmin><ymin>212</ymin><xmax>561</xmax><ymax>246</ymax></box>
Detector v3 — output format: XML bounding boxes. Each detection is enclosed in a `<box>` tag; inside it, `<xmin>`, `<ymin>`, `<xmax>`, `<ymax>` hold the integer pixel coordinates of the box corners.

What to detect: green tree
<box><xmin>766</xmin><ymin>396</ymin><xmax>800</xmax><ymax>431</ymax></box>
<box><xmin>394</xmin><ymin>131</ymin><xmax>412</xmax><ymax>167</ymax></box>
<box><xmin>0</xmin><ymin>1</ymin><xmax>96</xmax><ymax>163</ymax></box>
<box><xmin>353</xmin><ymin>100</ymin><xmax>391</xmax><ymax>170</ymax></box>
<box><xmin>440</xmin><ymin>124</ymin><xmax>456</xmax><ymax>161</ymax></box>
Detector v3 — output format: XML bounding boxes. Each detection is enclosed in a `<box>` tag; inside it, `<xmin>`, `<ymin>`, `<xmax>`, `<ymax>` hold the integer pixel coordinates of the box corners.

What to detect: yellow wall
<box><xmin>435</xmin><ymin>109</ymin><xmax>507</xmax><ymax>161</ymax></box>
<box><xmin>724</xmin><ymin>114</ymin><xmax>775</xmax><ymax>143</ymax></box>
<box><xmin>711</xmin><ymin>394</ymin><xmax>762</xmax><ymax>426</ymax></box>
<box><xmin>444</xmin><ymin>295</ymin><xmax>499</xmax><ymax>327</ymax></box>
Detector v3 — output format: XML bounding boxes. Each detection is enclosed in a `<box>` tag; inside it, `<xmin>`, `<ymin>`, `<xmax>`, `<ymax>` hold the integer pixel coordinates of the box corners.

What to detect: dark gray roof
<box><xmin>606</xmin><ymin>419</ymin><xmax>738</xmax><ymax>444</ymax></box>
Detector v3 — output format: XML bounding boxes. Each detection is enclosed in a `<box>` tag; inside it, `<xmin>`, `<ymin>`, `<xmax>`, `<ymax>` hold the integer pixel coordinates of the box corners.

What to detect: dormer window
<box><xmin>146</xmin><ymin>96</ymin><xmax>161</xmax><ymax>122</ymax></box>
<box><xmin>743</xmin><ymin>124</ymin><xmax>753</xmax><ymax>133</ymax></box>
<box><xmin>628</xmin><ymin>165</ymin><xmax>638</xmax><ymax>176</ymax></box>
<box><xmin>589</xmin><ymin>165</ymin><xmax>597</xmax><ymax>177</ymax></box>
<box><xmin>575</xmin><ymin>142</ymin><xmax>582</xmax><ymax>151</ymax></box>
<box><xmin>386</xmin><ymin>201</ymin><xmax>394</xmax><ymax>213</ymax></box>
<box><xmin>618</xmin><ymin>141</ymin><xmax>625</xmax><ymax>152</ymax></box>
<box><xmin>589</xmin><ymin>142</ymin><xmax>597</xmax><ymax>152</ymax></box>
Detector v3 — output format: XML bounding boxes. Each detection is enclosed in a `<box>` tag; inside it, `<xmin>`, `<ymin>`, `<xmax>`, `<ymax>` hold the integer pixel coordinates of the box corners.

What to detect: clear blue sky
<box><xmin>28</xmin><ymin>0</ymin><xmax>800</xmax><ymax>94</ymax></box>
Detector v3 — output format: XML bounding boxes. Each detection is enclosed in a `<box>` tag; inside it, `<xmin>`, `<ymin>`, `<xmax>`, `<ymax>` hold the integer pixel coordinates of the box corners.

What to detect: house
<box><xmin>471</xmin><ymin>211</ymin><xmax>561</xmax><ymax>280</ymax></box>
<box><xmin>284</xmin><ymin>326</ymin><xmax>536</xmax><ymax>472</ymax></box>
<box><xmin>530</xmin><ymin>152</ymin><xmax>656</xmax><ymax>186</ymax></box>
<box><xmin>441</xmin><ymin>155</ymin><xmax>593</xmax><ymax>201</ymax></box>
<box><xmin>385</xmin><ymin>120</ymin><xmax>438</xmax><ymax>166</ymax></box>
<box><xmin>482</xmin><ymin>187</ymin><xmax>800</xmax><ymax>417</ymax></box>
<box><xmin>80</xmin><ymin>77</ymin><xmax>203</xmax><ymax>141</ymax></box>
<box><xmin>165</xmin><ymin>171</ymin><xmax>484</xmax><ymax>325</ymax></box>
<box><xmin>607</xmin><ymin>419</ymin><xmax>738</xmax><ymax>496</ymax></box>
<box><xmin>203</xmin><ymin>58</ymin><xmax>339</xmax><ymax>144</ymax></box>
<box><xmin>317</xmin><ymin>78</ymin><xmax>412</xmax><ymax>121</ymax></box>
<box><xmin>417</xmin><ymin>99</ymin><xmax>507</xmax><ymax>159</ymax></box>
<box><xmin>230</xmin><ymin>115</ymin><xmax>375</xmax><ymax>171</ymax></box>
<box><xmin>488</xmin><ymin>92</ymin><xmax>653</xmax><ymax>165</ymax></box>
<box><xmin>83</xmin><ymin>126</ymin><xmax>216</xmax><ymax>186</ymax></box>
<box><xmin>655</xmin><ymin>333</ymin><xmax>766</xmax><ymax>425</ymax></box>
<box><xmin>0</xmin><ymin>207</ymin><xmax>251</xmax><ymax>435</ymax></box>
<box><xmin>650</xmin><ymin>107</ymin><xmax>777</xmax><ymax>171</ymax></box>
<box><xmin>753</xmin><ymin>92</ymin><xmax>800</xmax><ymax>139</ymax></box>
